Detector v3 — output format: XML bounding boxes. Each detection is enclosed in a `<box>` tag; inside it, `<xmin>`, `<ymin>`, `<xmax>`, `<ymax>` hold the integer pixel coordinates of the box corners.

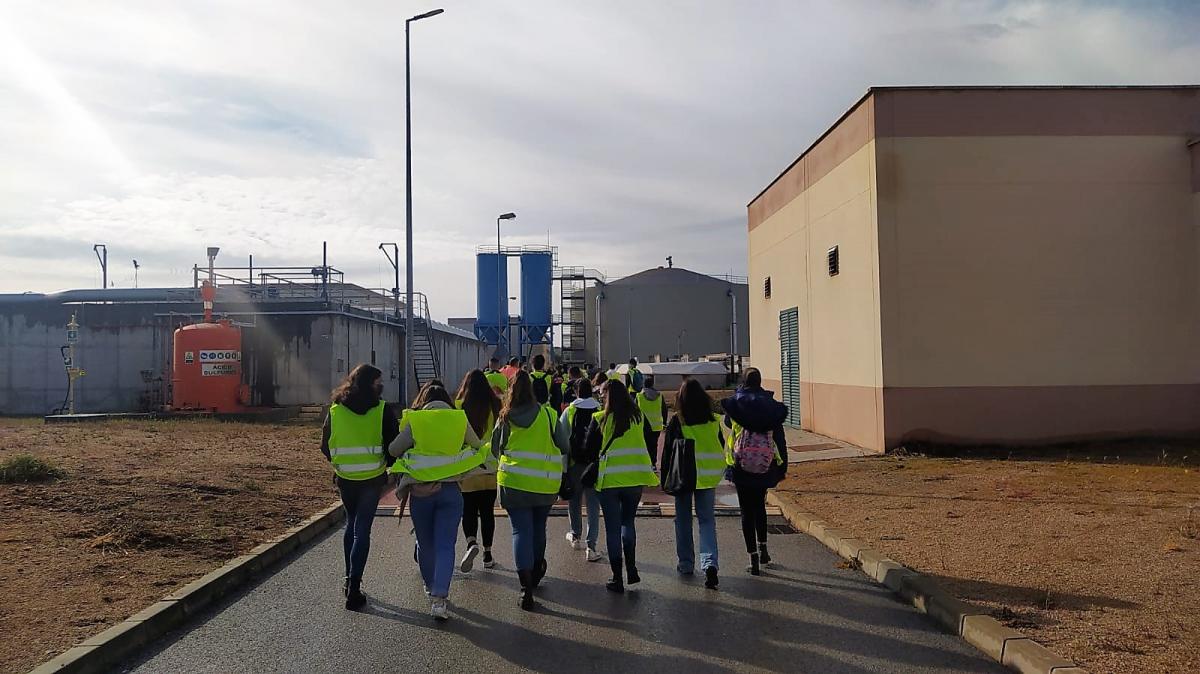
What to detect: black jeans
<box><xmin>337</xmin><ymin>477</ymin><xmax>383</xmax><ymax>581</ymax></box>
<box><xmin>735</xmin><ymin>484</ymin><xmax>769</xmax><ymax>554</ymax></box>
<box><xmin>461</xmin><ymin>488</ymin><xmax>496</xmax><ymax>548</ymax></box>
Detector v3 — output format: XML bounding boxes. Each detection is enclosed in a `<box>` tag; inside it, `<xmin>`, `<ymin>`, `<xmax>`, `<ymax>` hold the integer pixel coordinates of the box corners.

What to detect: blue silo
<box><xmin>475</xmin><ymin>253</ymin><xmax>509</xmax><ymax>348</ymax></box>
<box><xmin>519</xmin><ymin>252</ymin><xmax>553</xmax><ymax>345</ymax></box>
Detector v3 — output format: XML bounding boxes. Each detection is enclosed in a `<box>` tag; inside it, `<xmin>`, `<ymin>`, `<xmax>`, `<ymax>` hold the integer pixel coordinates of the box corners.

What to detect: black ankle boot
<box><xmin>704</xmin><ymin>567</ymin><xmax>719</xmax><ymax>589</ymax></box>
<box><xmin>748</xmin><ymin>552</ymin><xmax>761</xmax><ymax>576</ymax></box>
<box><xmin>342</xmin><ymin>576</ymin><xmax>349</xmax><ymax>597</ymax></box>
<box><xmin>759</xmin><ymin>543</ymin><xmax>772</xmax><ymax>566</ymax></box>
<box><xmin>623</xmin><ymin>544</ymin><xmax>640</xmax><ymax>585</ymax></box>
<box><xmin>606</xmin><ymin>560</ymin><xmax>625</xmax><ymax>593</ymax></box>
<box><xmin>345</xmin><ymin>577</ymin><xmax>366</xmax><ymax>610</ymax></box>
<box><xmin>532</xmin><ymin>558</ymin><xmax>547</xmax><ymax>589</ymax></box>
<box><xmin>517</xmin><ymin>570</ymin><xmax>536</xmax><ymax>611</ymax></box>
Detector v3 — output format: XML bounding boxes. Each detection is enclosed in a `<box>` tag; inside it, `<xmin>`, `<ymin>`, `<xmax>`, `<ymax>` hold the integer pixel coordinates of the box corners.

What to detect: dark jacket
<box><xmin>720</xmin><ymin>386</ymin><xmax>789</xmax><ymax>489</ymax></box>
<box><xmin>321</xmin><ymin>396</ymin><xmax>400</xmax><ymax>486</ymax></box>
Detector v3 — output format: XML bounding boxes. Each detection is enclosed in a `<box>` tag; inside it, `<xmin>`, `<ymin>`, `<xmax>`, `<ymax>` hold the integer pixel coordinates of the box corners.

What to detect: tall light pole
<box><xmin>497</xmin><ymin>212</ymin><xmax>515</xmax><ymax>356</ymax></box>
<box><xmin>93</xmin><ymin>244</ymin><xmax>107</xmax><ymax>288</ymax></box>
<box><xmin>404</xmin><ymin>7</ymin><xmax>444</xmax><ymax>404</ymax></box>
<box><xmin>132</xmin><ymin>260</ymin><xmax>140</xmax><ymax>289</ymax></box>
<box><xmin>378</xmin><ymin>243</ymin><xmax>400</xmax><ymax>318</ymax></box>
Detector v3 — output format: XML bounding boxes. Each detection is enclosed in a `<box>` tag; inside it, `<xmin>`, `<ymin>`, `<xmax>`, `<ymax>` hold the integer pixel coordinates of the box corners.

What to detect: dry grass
<box><xmin>775</xmin><ymin>450</ymin><xmax>1200</xmax><ymax>674</ymax></box>
<box><xmin>0</xmin><ymin>418</ymin><xmax>331</xmax><ymax>674</ymax></box>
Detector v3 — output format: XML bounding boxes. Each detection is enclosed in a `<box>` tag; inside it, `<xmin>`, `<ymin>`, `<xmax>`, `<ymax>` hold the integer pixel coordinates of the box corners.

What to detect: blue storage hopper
<box><xmin>474</xmin><ymin>253</ymin><xmax>509</xmax><ymax>347</ymax></box>
<box><xmin>519</xmin><ymin>252</ymin><xmax>553</xmax><ymax>345</ymax></box>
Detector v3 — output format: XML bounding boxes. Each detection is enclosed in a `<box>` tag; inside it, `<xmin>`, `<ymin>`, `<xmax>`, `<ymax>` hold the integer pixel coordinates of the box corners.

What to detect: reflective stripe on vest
<box><xmin>681</xmin><ymin>420</ymin><xmax>726</xmax><ymax>489</ymax></box>
<box><xmin>497</xmin><ymin>407</ymin><xmax>562</xmax><ymax>494</ymax></box>
<box><xmin>389</xmin><ymin>409</ymin><xmax>486</xmax><ymax>481</ymax></box>
<box><xmin>636</xmin><ymin>393</ymin><xmax>664</xmax><ymax>432</ymax></box>
<box><xmin>595</xmin><ymin>412</ymin><xmax>659</xmax><ymax>491</ymax></box>
<box><xmin>328</xmin><ymin>401</ymin><xmax>387</xmax><ymax>481</ymax></box>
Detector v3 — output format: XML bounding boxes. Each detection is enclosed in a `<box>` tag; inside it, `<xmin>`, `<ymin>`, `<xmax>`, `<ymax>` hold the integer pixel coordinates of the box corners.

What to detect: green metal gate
<box><xmin>779</xmin><ymin>307</ymin><xmax>801</xmax><ymax>427</ymax></box>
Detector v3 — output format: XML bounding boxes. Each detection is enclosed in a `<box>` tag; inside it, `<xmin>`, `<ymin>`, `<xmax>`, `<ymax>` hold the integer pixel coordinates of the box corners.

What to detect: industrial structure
<box><xmin>747</xmin><ymin>85</ymin><xmax>1200</xmax><ymax>452</ymax></box>
<box><xmin>583</xmin><ymin>266</ymin><xmax>749</xmax><ymax>367</ymax></box>
<box><xmin>0</xmin><ymin>252</ymin><xmax>487</xmax><ymax>416</ymax></box>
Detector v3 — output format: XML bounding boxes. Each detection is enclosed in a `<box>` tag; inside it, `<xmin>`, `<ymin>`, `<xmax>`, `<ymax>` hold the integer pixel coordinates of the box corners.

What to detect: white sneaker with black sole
<box><xmin>586</xmin><ymin>547</ymin><xmax>603</xmax><ymax>562</ymax></box>
<box><xmin>566</xmin><ymin>531</ymin><xmax>585</xmax><ymax>551</ymax></box>
<box><xmin>430</xmin><ymin>597</ymin><xmax>449</xmax><ymax>621</ymax></box>
<box><xmin>460</xmin><ymin>544</ymin><xmax>479</xmax><ymax>573</ymax></box>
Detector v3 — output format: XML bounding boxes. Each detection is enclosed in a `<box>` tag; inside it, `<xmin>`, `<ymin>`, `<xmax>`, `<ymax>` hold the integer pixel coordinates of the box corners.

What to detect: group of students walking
<box><xmin>321</xmin><ymin>356</ymin><xmax>789</xmax><ymax>621</ymax></box>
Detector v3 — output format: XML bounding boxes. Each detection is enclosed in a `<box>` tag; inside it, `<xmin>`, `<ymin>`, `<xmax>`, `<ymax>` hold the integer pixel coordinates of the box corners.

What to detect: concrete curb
<box><xmin>765</xmin><ymin>492</ymin><xmax>1087</xmax><ymax>674</ymax></box>
<box><xmin>29</xmin><ymin>501</ymin><xmax>344</xmax><ymax>674</ymax></box>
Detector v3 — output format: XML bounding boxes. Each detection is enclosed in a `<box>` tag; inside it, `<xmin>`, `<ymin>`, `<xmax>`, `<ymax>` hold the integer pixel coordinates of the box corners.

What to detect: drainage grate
<box><xmin>767</xmin><ymin>517</ymin><xmax>798</xmax><ymax>535</ymax></box>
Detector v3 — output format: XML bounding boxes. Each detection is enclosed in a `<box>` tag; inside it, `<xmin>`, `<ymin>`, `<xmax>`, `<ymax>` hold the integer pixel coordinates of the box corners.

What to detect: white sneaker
<box><xmin>566</xmin><ymin>531</ymin><xmax>585</xmax><ymax>550</ymax></box>
<box><xmin>430</xmin><ymin>597</ymin><xmax>449</xmax><ymax>621</ymax></box>
<box><xmin>460</xmin><ymin>544</ymin><xmax>479</xmax><ymax>573</ymax></box>
<box><xmin>586</xmin><ymin>547</ymin><xmax>603</xmax><ymax>562</ymax></box>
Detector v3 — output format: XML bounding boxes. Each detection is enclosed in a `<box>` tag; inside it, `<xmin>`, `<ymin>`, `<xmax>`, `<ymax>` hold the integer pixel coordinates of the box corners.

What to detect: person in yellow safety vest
<box><xmin>635</xmin><ymin>375</ymin><xmax>667</xmax><ymax>464</ymax></box>
<box><xmin>557</xmin><ymin>377</ymin><xmax>604</xmax><ymax>562</ymax></box>
<box><xmin>581</xmin><ymin>380</ymin><xmax>660</xmax><ymax>593</ymax></box>
<box><xmin>606</xmin><ymin>362</ymin><xmax>620</xmax><ymax>381</ymax></box>
<box><xmin>454</xmin><ymin>369</ymin><xmax>502</xmax><ymax>572</ymax></box>
<box><xmin>388</xmin><ymin>382</ymin><xmax>488</xmax><ymax>621</ymax></box>
<box><xmin>528</xmin><ymin>354</ymin><xmax>559</xmax><ymax>409</ymax></box>
<box><xmin>491</xmin><ymin>370</ymin><xmax>569</xmax><ymax>610</ymax></box>
<box><xmin>484</xmin><ymin>357</ymin><xmax>509</xmax><ymax>396</ymax></box>
<box><xmin>559</xmin><ymin>365</ymin><xmax>583</xmax><ymax>410</ymax></box>
<box><xmin>322</xmin><ymin>364</ymin><xmax>400</xmax><ymax>611</ymax></box>
<box><xmin>659</xmin><ymin>378</ymin><xmax>727</xmax><ymax>589</ymax></box>
<box><xmin>625</xmin><ymin>357</ymin><xmax>644</xmax><ymax>393</ymax></box>
<box><xmin>719</xmin><ymin>368</ymin><xmax>790</xmax><ymax>577</ymax></box>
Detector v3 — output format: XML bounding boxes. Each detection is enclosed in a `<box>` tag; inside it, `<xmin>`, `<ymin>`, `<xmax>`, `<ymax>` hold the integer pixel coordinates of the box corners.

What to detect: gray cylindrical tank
<box><xmin>519</xmin><ymin>252</ymin><xmax>553</xmax><ymax>344</ymax></box>
<box><xmin>475</xmin><ymin>253</ymin><xmax>508</xmax><ymax>345</ymax></box>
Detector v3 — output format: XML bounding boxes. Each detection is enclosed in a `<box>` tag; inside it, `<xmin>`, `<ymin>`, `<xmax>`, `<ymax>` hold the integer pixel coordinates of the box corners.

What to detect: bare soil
<box><xmin>0</xmin><ymin>418</ymin><xmax>331</xmax><ymax>674</ymax></box>
<box><xmin>775</xmin><ymin>448</ymin><xmax>1200</xmax><ymax>674</ymax></box>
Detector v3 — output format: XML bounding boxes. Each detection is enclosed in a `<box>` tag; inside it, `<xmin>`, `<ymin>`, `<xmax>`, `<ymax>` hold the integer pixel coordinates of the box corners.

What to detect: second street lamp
<box><xmin>403</xmin><ymin>7</ymin><xmax>444</xmax><ymax>403</ymax></box>
<box><xmin>497</xmin><ymin>212</ymin><xmax>516</xmax><ymax>356</ymax></box>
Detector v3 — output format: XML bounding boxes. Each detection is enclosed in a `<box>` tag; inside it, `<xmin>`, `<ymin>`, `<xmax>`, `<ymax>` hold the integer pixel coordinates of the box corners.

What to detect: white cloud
<box><xmin>1</xmin><ymin>0</ymin><xmax>1198</xmax><ymax>318</ymax></box>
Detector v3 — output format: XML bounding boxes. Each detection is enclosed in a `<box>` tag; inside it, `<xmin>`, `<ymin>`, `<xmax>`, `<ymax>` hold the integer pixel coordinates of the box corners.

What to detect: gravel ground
<box><xmin>0</xmin><ymin>418</ymin><xmax>331</xmax><ymax>674</ymax></box>
<box><xmin>774</xmin><ymin>450</ymin><xmax>1200</xmax><ymax>674</ymax></box>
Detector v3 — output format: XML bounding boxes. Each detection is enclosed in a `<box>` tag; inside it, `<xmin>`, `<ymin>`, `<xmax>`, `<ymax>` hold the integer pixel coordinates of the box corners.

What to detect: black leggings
<box><xmin>735</xmin><ymin>484</ymin><xmax>769</xmax><ymax>554</ymax></box>
<box><xmin>461</xmin><ymin>488</ymin><xmax>496</xmax><ymax>548</ymax></box>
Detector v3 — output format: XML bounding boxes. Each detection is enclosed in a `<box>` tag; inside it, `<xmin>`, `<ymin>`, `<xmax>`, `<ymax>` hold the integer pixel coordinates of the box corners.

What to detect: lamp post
<box><xmin>93</xmin><ymin>244</ymin><xmax>107</xmax><ymax>288</ymax></box>
<box><xmin>132</xmin><ymin>260</ymin><xmax>140</xmax><ymax>289</ymax></box>
<box><xmin>403</xmin><ymin>7</ymin><xmax>444</xmax><ymax>404</ymax></box>
<box><xmin>378</xmin><ymin>243</ymin><xmax>400</xmax><ymax>318</ymax></box>
<box><xmin>497</xmin><ymin>212</ymin><xmax>516</xmax><ymax>355</ymax></box>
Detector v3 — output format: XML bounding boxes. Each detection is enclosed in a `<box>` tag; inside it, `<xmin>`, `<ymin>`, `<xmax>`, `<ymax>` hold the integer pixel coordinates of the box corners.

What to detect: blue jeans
<box><xmin>597</xmin><ymin>486</ymin><xmax>642</xmax><ymax>564</ymax></box>
<box><xmin>568</xmin><ymin>485</ymin><xmax>601</xmax><ymax>550</ymax></box>
<box><xmin>507</xmin><ymin>505</ymin><xmax>552</xmax><ymax>572</ymax></box>
<box><xmin>409</xmin><ymin>482</ymin><xmax>464</xmax><ymax>599</ymax></box>
<box><xmin>674</xmin><ymin>488</ymin><xmax>718</xmax><ymax>573</ymax></box>
<box><xmin>337</xmin><ymin>478</ymin><xmax>382</xmax><ymax>581</ymax></box>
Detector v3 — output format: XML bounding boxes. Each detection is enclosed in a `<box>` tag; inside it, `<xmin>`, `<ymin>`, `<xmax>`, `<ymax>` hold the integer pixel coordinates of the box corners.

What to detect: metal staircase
<box><xmin>553</xmin><ymin>266</ymin><xmax>606</xmax><ymax>364</ymax></box>
<box><xmin>408</xmin><ymin>292</ymin><xmax>441</xmax><ymax>388</ymax></box>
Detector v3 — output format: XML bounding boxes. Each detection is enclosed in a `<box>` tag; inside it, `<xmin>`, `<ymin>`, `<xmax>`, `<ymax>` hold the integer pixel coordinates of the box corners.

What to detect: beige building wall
<box><xmin>748</xmin><ymin>99</ymin><xmax>885</xmax><ymax>451</ymax></box>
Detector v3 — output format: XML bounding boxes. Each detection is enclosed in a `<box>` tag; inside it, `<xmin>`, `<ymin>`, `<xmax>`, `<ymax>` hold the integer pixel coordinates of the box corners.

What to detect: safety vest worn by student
<box><xmin>497</xmin><ymin>407</ymin><xmax>563</xmax><ymax>494</ymax></box>
<box><xmin>593</xmin><ymin>411</ymin><xmax>660</xmax><ymax>491</ymax></box>
<box><xmin>635</xmin><ymin>392</ymin><xmax>664</xmax><ymax>432</ymax></box>
<box><xmin>389</xmin><ymin>409</ymin><xmax>487</xmax><ymax>481</ymax></box>
<box><xmin>328</xmin><ymin>401</ymin><xmax>389</xmax><ymax>481</ymax></box>
<box><xmin>485</xmin><ymin>370</ymin><xmax>509</xmax><ymax>394</ymax></box>
<box><xmin>681</xmin><ymin>420</ymin><xmax>727</xmax><ymax>490</ymax></box>
<box><xmin>454</xmin><ymin>399</ymin><xmax>498</xmax><ymax>472</ymax></box>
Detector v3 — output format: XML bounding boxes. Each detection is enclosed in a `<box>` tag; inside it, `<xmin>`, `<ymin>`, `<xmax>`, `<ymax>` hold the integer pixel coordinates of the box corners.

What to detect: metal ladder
<box><xmin>409</xmin><ymin>292</ymin><xmax>441</xmax><ymax>388</ymax></box>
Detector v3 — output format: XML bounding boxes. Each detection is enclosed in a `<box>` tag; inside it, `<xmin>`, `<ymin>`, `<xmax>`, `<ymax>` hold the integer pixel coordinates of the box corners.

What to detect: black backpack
<box><xmin>531</xmin><ymin>372</ymin><xmax>551</xmax><ymax>404</ymax></box>
<box><xmin>568</xmin><ymin>406</ymin><xmax>597</xmax><ymax>463</ymax></box>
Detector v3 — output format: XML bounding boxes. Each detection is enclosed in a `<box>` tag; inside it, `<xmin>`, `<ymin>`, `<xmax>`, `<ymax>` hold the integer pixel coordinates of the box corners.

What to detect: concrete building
<box><xmin>584</xmin><ymin>266</ymin><xmax>749</xmax><ymax>367</ymax></box>
<box><xmin>748</xmin><ymin>86</ymin><xmax>1200</xmax><ymax>452</ymax></box>
<box><xmin>0</xmin><ymin>284</ymin><xmax>487</xmax><ymax>416</ymax></box>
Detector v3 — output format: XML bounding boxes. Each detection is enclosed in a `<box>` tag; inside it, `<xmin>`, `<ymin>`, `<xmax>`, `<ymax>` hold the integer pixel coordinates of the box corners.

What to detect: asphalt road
<box><xmin>121</xmin><ymin>514</ymin><xmax>1005</xmax><ymax>674</ymax></box>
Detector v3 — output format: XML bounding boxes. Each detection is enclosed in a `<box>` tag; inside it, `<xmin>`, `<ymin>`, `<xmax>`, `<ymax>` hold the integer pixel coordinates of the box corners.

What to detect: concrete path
<box><xmin>121</xmin><ymin>514</ymin><xmax>1003</xmax><ymax>674</ymax></box>
<box><xmin>785</xmin><ymin>427</ymin><xmax>870</xmax><ymax>463</ymax></box>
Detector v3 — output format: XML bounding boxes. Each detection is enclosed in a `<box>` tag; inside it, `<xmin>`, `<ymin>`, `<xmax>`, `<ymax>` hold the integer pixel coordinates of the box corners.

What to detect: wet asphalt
<box><xmin>120</xmin><ymin>514</ymin><xmax>1005</xmax><ymax>674</ymax></box>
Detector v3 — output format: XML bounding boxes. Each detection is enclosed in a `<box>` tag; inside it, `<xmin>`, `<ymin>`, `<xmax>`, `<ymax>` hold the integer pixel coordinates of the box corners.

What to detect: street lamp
<box><xmin>403</xmin><ymin>7</ymin><xmax>444</xmax><ymax>404</ymax></box>
<box><xmin>497</xmin><ymin>212</ymin><xmax>516</xmax><ymax>355</ymax></box>
<box><xmin>132</xmin><ymin>260</ymin><xmax>140</xmax><ymax>289</ymax></box>
<box><xmin>93</xmin><ymin>244</ymin><xmax>107</xmax><ymax>288</ymax></box>
<box><xmin>378</xmin><ymin>243</ymin><xmax>400</xmax><ymax>318</ymax></box>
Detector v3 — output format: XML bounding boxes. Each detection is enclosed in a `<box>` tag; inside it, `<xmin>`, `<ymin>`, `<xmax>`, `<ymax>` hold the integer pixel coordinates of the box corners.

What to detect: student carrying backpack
<box><xmin>556</xmin><ymin>379</ymin><xmax>604</xmax><ymax>561</ymax></box>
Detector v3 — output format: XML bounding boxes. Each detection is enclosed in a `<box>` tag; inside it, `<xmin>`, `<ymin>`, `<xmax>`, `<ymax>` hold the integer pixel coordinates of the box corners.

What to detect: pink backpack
<box><xmin>734</xmin><ymin>430</ymin><xmax>775</xmax><ymax>474</ymax></box>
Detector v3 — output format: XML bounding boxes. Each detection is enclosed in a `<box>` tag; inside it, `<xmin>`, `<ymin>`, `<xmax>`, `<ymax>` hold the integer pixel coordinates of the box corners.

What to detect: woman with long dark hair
<box><xmin>583</xmin><ymin>380</ymin><xmax>660</xmax><ymax>593</ymax></box>
<box><xmin>492</xmin><ymin>370</ymin><xmax>569</xmax><ymax>610</ymax></box>
<box><xmin>388</xmin><ymin>381</ymin><xmax>488</xmax><ymax>621</ymax></box>
<box><xmin>321</xmin><ymin>364</ymin><xmax>399</xmax><ymax>610</ymax></box>
<box><xmin>720</xmin><ymin>368</ymin><xmax>789</xmax><ymax>575</ymax></box>
<box><xmin>660</xmin><ymin>378</ymin><xmax>725</xmax><ymax>589</ymax></box>
<box><xmin>455</xmin><ymin>369</ymin><xmax>501</xmax><ymax>571</ymax></box>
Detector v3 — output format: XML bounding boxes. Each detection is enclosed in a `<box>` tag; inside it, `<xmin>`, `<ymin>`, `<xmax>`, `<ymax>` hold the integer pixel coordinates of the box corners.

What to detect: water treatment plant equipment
<box><xmin>519</xmin><ymin>251</ymin><xmax>553</xmax><ymax>347</ymax></box>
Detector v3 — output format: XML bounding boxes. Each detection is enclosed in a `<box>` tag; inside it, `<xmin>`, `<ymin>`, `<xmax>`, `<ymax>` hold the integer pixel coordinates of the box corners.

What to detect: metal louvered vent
<box><xmin>827</xmin><ymin>245</ymin><xmax>839</xmax><ymax>277</ymax></box>
<box><xmin>764</xmin><ymin>276</ymin><xmax>772</xmax><ymax>298</ymax></box>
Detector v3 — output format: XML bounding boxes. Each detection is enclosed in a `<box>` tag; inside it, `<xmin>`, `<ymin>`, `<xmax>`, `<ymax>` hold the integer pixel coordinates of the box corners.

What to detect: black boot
<box><xmin>342</xmin><ymin>575</ymin><xmax>349</xmax><ymax>597</ymax></box>
<box><xmin>532</xmin><ymin>558</ymin><xmax>548</xmax><ymax>589</ymax></box>
<box><xmin>623</xmin><ymin>544</ymin><xmax>640</xmax><ymax>585</ymax></box>
<box><xmin>747</xmin><ymin>552</ymin><xmax>761</xmax><ymax>576</ymax></box>
<box><xmin>606</xmin><ymin>560</ymin><xmax>625</xmax><ymax>593</ymax></box>
<box><xmin>759</xmin><ymin>543</ymin><xmax>772</xmax><ymax>566</ymax></box>
<box><xmin>517</xmin><ymin>570</ymin><xmax>536</xmax><ymax>611</ymax></box>
<box><xmin>345</xmin><ymin>577</ymin><xmax>366</xmax><ymax>610</ymax></box>
<box><xmin>704</xmin><ymin>567</ymin><xmax>719</xmax><ymax>590</ymax></box>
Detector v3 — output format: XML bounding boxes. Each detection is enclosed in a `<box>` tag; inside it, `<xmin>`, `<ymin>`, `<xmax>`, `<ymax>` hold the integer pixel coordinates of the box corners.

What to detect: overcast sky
<box><xmin>2</xmin><ymin>0</ymin><xmax>1198</xmax><ymax>320</ymax></box>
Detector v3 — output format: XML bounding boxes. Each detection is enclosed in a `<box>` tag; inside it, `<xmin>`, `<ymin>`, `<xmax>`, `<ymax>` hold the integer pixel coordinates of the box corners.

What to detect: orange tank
<box><xmin>172</xmin><ymin>319</ymin><xmax>246</xmax><ymax>412</ymax></box>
